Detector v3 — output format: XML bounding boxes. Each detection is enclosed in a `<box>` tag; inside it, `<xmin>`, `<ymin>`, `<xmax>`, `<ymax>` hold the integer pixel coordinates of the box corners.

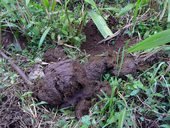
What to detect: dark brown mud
<box><xmin>80</xmin><ymin>20</ymin><xmax>137</xmax><ymax>56</ymax></box>
<box><xmin>36</xmin><ymin>51</ymin><xmax>138</xmax><ymax>118</ymax></box>
<box><xmin>34</xmin><ymin>21</ymin><xmax>167</xmax><ymax>119</ymax></box>
<box><xmin>43</xmin><ymin>46</ymin><xmax>67</xmax><ymax>62</ymax></box>
<box><xmin>35</xmin><ymin>59</ymin><xmax>112</xmax><ymax>118</ymax></box>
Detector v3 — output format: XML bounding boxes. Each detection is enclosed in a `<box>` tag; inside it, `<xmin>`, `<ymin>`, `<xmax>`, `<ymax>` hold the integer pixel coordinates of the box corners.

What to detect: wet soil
<box><xmin>34</xmin><ymin>21</ymin><xmax>143</xmax><ymax>119</ymax></box>
<box><xmin>80</xmin><ymin>20</ymin><xmax>137</xmax><ymax>56</ymax></box>
<box><xmin>35</xmin><ymin>59</ymin><xmax>112</xmax><ymax>117</ymax></box>
<box><xmin>36</xmin><ymin>50</ymin><xmax>139</xmax><ymax>118</ymax></box>
<box><xmin>34</xmin><ymin>20</ymin><xmax>170</xmax><ymax>119</ymax></box>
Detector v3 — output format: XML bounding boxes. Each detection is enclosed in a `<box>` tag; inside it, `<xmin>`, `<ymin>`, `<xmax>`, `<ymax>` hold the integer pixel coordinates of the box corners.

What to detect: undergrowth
<box><xmin>0</xmin><ymin>0</ymin><xmax>168</xmax><ymax>49</ymax></box>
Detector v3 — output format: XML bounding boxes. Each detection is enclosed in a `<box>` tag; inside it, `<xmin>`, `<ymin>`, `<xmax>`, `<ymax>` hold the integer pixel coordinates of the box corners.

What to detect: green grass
<box><xmin>0</xmin><ymin>0</ymin><xmax>87</xmax><ymax>48</ymax></box>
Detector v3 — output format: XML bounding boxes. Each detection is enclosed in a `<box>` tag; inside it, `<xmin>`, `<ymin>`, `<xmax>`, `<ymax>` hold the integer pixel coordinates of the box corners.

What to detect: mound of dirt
<box><xmin>36</xmin><ymin>51</ymin><xmax>139</xmax><ymax>118</ymax></box>
<box><xmin>37</xmin><ymin>59</ymin><xmax>88</xmax><ymax>107</ymax></box>
<box><xmin>36</xmin><ymin>20</ymin><xmax>167</xmax><ymax>119</ymax></box>
<box><xmin>35</xmin><ymin>58</ymin><xmax>113</xmax><ymax>118</ymax></box>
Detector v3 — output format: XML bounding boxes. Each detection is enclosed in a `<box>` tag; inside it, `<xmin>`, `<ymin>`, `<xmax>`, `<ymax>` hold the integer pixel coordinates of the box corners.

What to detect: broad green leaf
<box><xmin>128</xmin><ymin>29</ymin><xmax>170</xmax><ymax>52</ymax></box>
<box><xmin>118</xmin><ymin>108</ymin><xmax>126</xmax><ymax>128</ymax></box>
<box><xmin>88</xmin><ymin>10</ymin><xmax>113</xmax><ymax>38</ymax></box>
<box><xmin>118</xmin><ymin>4</ymin><xmax>135</xmax><ymax>16</ymax></box>
<box><xmin>38</xmin><ymin>27</ymin><xmax>51</xmax><ymax>48</ymax></box>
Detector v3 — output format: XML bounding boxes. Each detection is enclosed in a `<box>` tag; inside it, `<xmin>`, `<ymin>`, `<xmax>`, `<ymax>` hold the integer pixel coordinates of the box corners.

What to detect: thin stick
<box><xmin>98</xmin><ymin>9</ymin><xmax>151</xmax><ymax>44</ymax></box>
<box><xmin>97</xmin><ymin>24</ymin><xmax>132</xmax><ymax>44</ymax></box>
<box><xmin>0</xmin><ymin>49</ymin><xmax>33</xmax><ymax>85</ymax></box>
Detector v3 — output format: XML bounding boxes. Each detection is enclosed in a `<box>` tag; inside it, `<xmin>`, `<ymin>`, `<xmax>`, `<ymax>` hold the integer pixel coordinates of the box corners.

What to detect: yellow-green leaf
<box><xmin>88</xmin><ymin>10</ymin><xmax>113</xmax><ymax>38</ymax></box>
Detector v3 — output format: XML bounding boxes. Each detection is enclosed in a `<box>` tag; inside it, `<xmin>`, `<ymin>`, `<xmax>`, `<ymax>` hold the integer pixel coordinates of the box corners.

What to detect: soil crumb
<box><xmin>43</xmin><ymin>46</ymin><xmax>67</xmax><ymax>62</ymax></box>
<box><xmin>75</xmin><ymin>99</ymin><xmax>91</xmax><ymax>119</ymax></box>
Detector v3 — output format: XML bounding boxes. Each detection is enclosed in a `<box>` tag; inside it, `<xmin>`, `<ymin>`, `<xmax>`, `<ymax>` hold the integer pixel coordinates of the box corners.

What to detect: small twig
<box><xmin>97</xmin><ymin>29</ymin><xmax>121</xmax><ymax>44</ymax></box>
<box><xmin>97</xmin><ymin>23</ymin><xmax>132</xmax><ymax>44</ymax></box>
<box><xmin>63</xmin><ymin>44</ymin><xmax>81</xmax><ymax>52</ymax></box>
<box><xmin>98</xmin><ymin>9</ymin><xmax>151</xmax><ymax>44</ymax></box>
<box><xmin>0</xmin><ymin>49</ymin><xmax>33</xmax><ymax>86</ymax></box>
<box><xmin>137</xmin><ymin>96</ymin><xmax>151</xmax><ymax>109</ymax></box>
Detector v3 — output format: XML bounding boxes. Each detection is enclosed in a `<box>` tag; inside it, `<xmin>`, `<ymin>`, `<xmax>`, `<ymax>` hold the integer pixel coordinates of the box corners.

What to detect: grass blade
<box><xmin>118</xmin><ymin>4</ymin><xmax>135</xmax><ymax>16</ymax></box>
<box><xmin>128</xmin><ymin>29</ymin><xmax>170</xmax><ymax>52</ymax></box>
<box><xmin>25</xmin><ymin>0</ymin><xmax>30</xmax><ymax>6</ymax></box>
<box><xmin>88</xmin><ymin>10</ymin><xmax>113</xmax><ymax>38</ymax></box>
<box><xmin>51</xmin><ymin>0</ymin><xmax>57</xmax><ymax>11</ymax></box>
<box><xmin>42</xmin><ymin>0</ymin><xmax>50</xmax><ymax>9</ymax></box>
<box><xmin>38</xmin><ymin>27</ymin><xmax>51</xmax><ymax>48</ymax></box>
<box><xmin>84</xmin><ymin>0</ymin><xmax>98</xmax><ymax>10</ymax></box>
<box><xmin>133</xmin><ymin>0</ymin><xmax>141</xmax><ymax>23</ymax></box>
<box><xmin>168</xmin><ymin>0</ymin><xmax>170</xmax><ymax>28</ymax></box>
<box><xmin>118</xmin><ymin>108</ymin><xmax>126</xmax><ymax>128</ymax></box>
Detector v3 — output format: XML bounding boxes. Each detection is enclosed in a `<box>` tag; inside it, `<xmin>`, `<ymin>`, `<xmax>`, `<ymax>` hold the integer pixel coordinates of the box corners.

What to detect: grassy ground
<box><xmin>0</xmin><ymin>0</ymin><xmax>170</xmax><ymax>128</ymax></box>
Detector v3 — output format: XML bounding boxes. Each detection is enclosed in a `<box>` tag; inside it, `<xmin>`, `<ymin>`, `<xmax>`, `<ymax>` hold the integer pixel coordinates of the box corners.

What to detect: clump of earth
<box><xmin>34</xmin><ymin>21</ymin><xmax>165</xmax><ymax>119</ymax></box>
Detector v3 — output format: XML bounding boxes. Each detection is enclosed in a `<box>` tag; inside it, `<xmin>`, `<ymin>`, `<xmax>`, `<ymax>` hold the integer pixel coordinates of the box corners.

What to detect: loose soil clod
<box><xmin>43</xmin><ymin>46</ymin><xmax>67</xmax><ymax>62</ymax></box>
<box><xmin>35</xmin><ymin>59</ymin><xmax>112</xmax><ymax>118</ymax></box>
<box><xmin>35</xmin><ymin>21</ymin><xmax>139</xmax><ymax>118</ymax></box>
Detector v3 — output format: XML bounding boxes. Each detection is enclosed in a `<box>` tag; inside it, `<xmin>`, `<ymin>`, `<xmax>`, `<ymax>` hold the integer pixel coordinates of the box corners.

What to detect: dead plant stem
<box><xmin>0</xmin><ymin>49</ymin><xmax>33</xmax><ymax>86</ymax></box>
